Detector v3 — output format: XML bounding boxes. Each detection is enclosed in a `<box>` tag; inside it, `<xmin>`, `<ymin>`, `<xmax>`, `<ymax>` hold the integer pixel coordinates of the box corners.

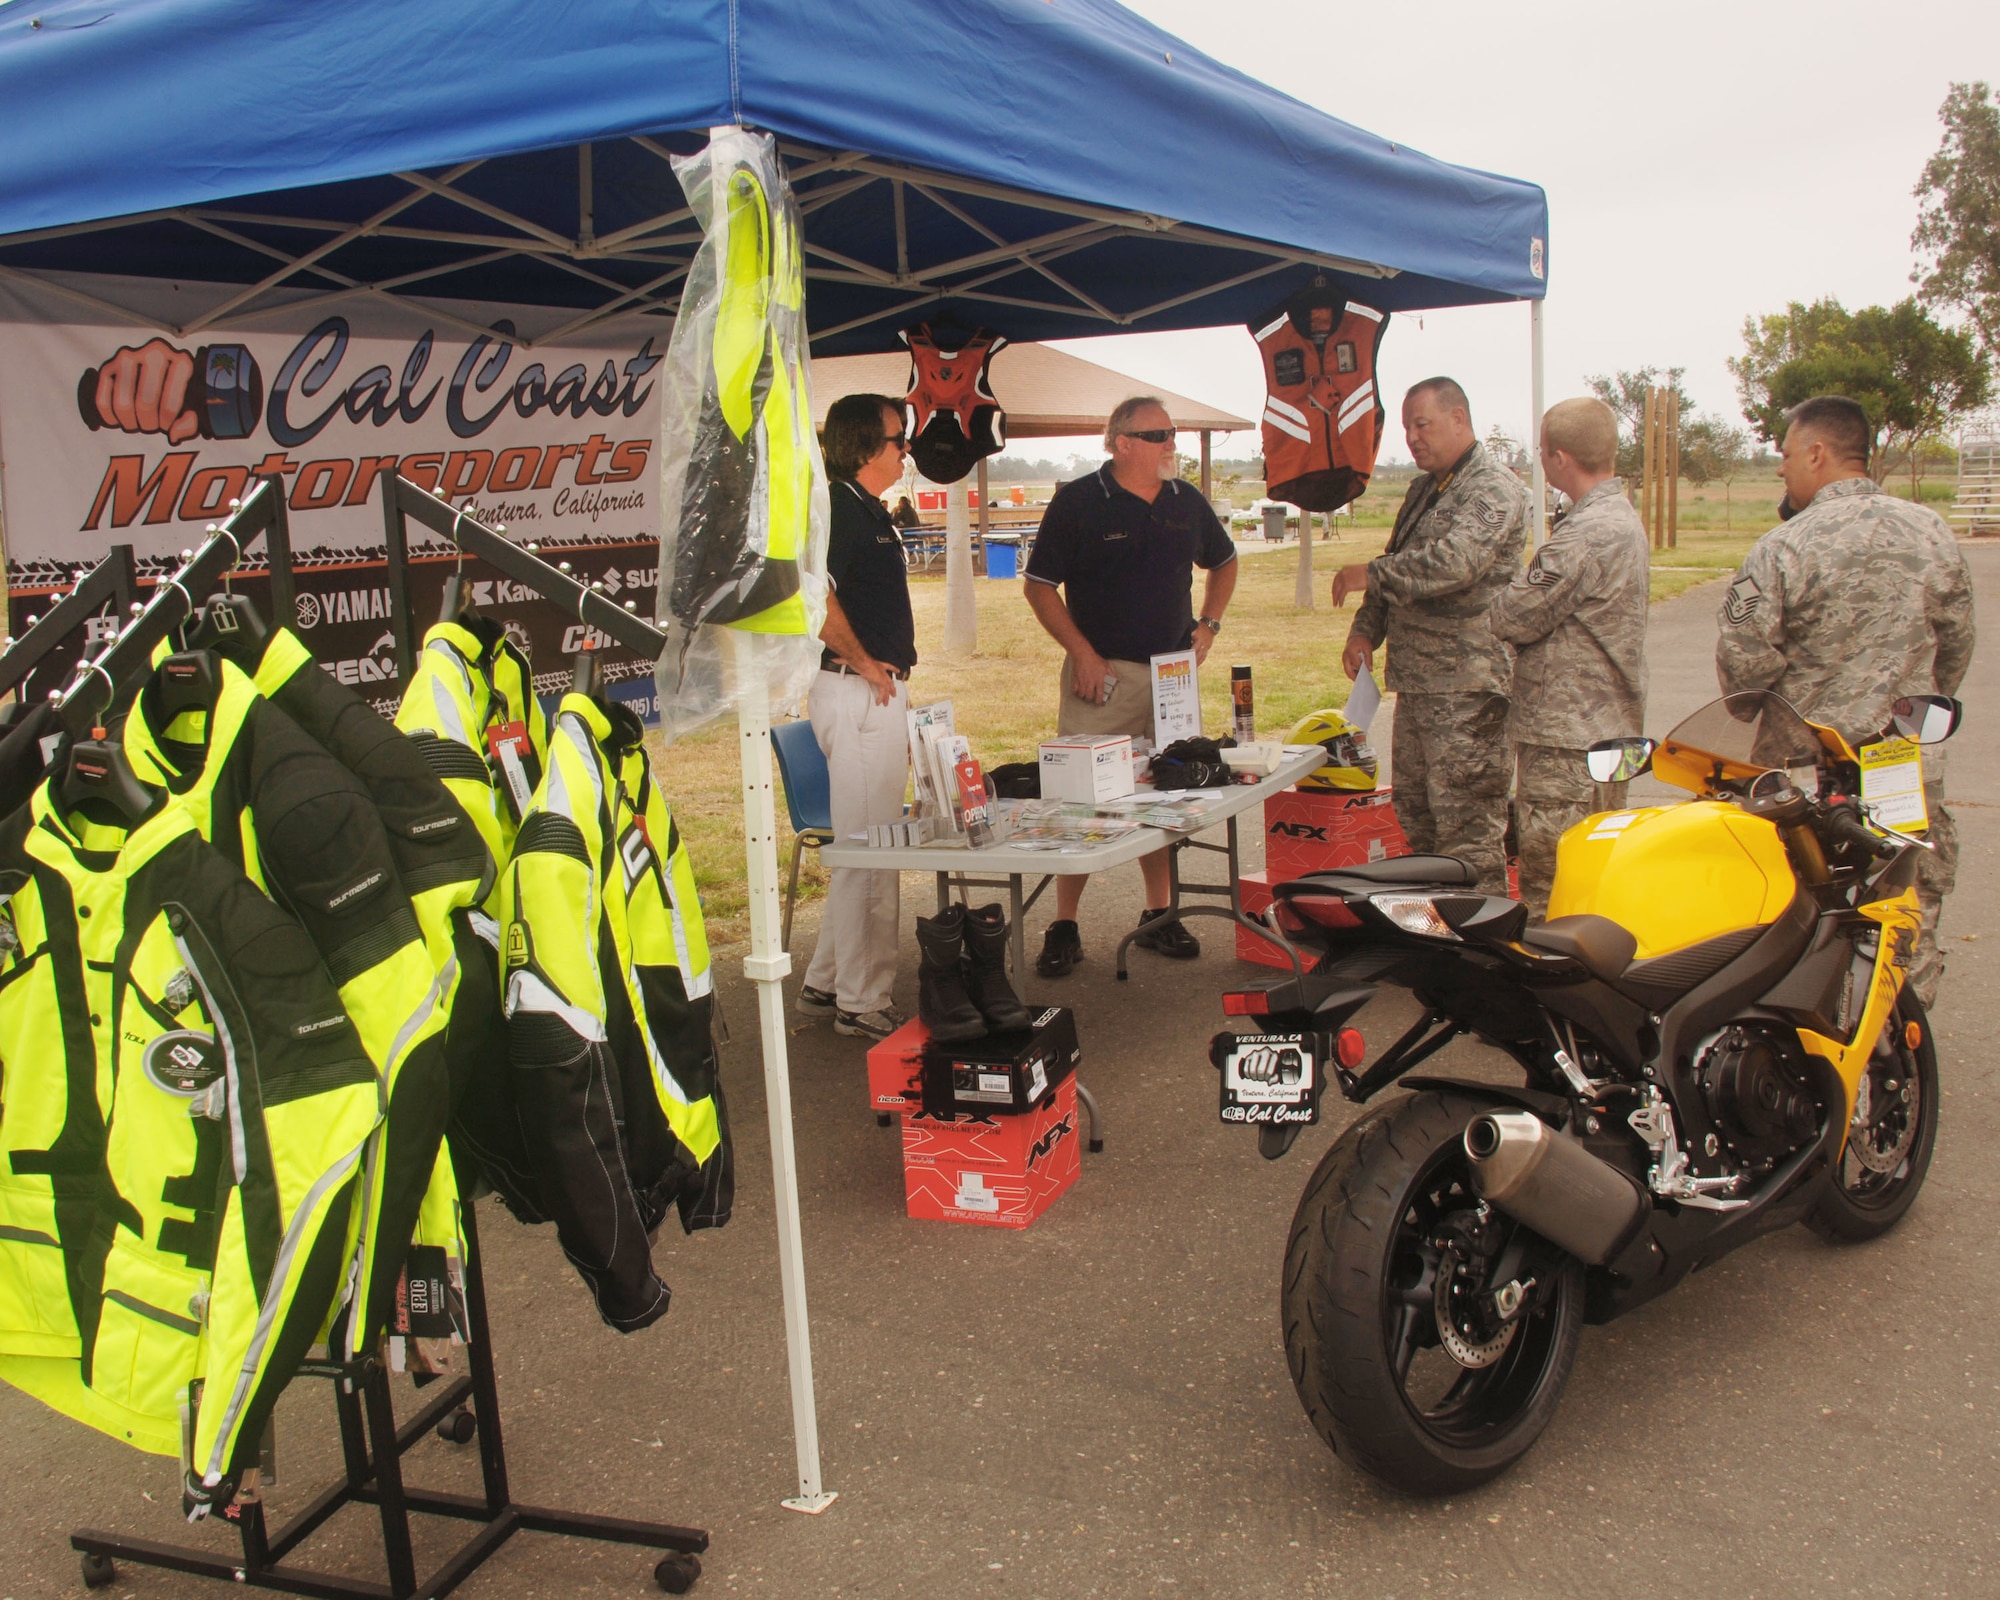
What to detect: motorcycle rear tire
<box><xmin>1283</xmin><ymin>1090</ymin><xmax>1584</xmax><ymax>1496</ymax></box>
<box><xmin>1806</xmin><ymin>992</ymin><xmax>1940</xmax><ymax>1243</ymax></box>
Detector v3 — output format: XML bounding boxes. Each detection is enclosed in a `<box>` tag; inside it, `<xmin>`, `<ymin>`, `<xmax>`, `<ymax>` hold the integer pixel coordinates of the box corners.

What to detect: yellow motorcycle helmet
<box><xmin>1287</xmin><ymin>708</ymin><xmax>1379</xmax><ymax>791</ymax></box>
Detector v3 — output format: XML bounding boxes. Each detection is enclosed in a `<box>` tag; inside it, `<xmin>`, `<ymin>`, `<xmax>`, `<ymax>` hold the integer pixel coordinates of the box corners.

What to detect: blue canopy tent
<box><xmin>0</xmin><ymin>0</ymin><xmax>1550</xmax><ymax>1524</ymax></box>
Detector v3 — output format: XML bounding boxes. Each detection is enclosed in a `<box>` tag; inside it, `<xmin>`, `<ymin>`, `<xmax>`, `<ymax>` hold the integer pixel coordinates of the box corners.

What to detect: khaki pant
<box><xmin>1391</xmin><ymin>692</ymin><xmax>1512</xmax><ymax>895</ymax></box>
<box><xmin>1055</xmin><ymin>657</ymin><xmax>1156</xmax><ymax>740</ymax></box>
<box><xmin>1513</xmin><ymin>743</ymin><xmax>1627</xmax><ymax>919</ymax></box>
<box><xmin>1911</xmin><ymin>779</ymin><xmax>1957</xmax><ymax>1010</ymax></box>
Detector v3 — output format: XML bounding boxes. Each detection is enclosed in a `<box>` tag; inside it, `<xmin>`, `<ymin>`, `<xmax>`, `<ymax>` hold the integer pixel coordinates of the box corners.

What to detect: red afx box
<box><xmin>900</xmin><ymin>1077</ymin><xmax>1081</xmax><ymax>1229</ymax></box>
<box><xmin>1262</xmin><ymin>785</ymin><xmax>1407</xmax><ymax>880</ymax></box>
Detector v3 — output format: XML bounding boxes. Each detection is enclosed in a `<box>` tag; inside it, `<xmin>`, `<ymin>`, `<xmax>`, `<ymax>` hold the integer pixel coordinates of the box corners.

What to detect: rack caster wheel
<box><xmin>875</xmin><ymin>1113</ymin><xmax>892</xmax><ymax>1128</ymax></box>
<box><xmin>1088</xmin><ymin>1138</ymin><xmax>1104</xmax><ymax>1153</ymax></box>
<box><xmin>436</xmin><ymin>1409</ymin><xmax>477</xmax><ymax>1445</ymax></box>
<box><xmin>80</xmin><ymin>1551</ymin><xmax>117</xmax><ymax>1589</ymax></box>
<box><xmin>654</xmin><ymin>1551</ymin><xmax>701</xmax><ymax>1593</ymax></box>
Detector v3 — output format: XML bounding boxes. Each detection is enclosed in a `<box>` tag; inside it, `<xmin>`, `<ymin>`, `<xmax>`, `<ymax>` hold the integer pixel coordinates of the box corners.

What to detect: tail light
<box><xmin>1335</xmin><ymin>1027</ymin><xmax>1366</xmax><ymax>1069</ymax></box>
<box><xmin>1279</xmin><ymin>894</ymin><xmax>1362</xmax><ymax>931</ymax></box>
<box><xmin>1222</xmin><ymin>989</ymin><xmax>1272</xmax><ymax>1016</ymax></box>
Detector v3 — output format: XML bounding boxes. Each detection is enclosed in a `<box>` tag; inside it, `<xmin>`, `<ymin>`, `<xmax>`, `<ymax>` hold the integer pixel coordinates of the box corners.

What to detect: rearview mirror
<box><xmin>1889</xmin><ymin>695</ymin><xmax>1961</xmax><ymax>746</ymax></box>
<box><xmin>1586</xmin><ymin>737</ymin><xmax>1654</xmax><ymax>785</ymax></box>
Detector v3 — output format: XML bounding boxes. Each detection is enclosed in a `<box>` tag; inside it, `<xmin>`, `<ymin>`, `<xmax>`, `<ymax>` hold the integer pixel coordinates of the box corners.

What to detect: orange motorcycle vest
<box><xmin>901</xmin><ymin>323</ymin><xmax>1007</xmax><ymax>485</ymax></box>
<box><xmin>1253</xmin><ymin>296</ymin><xmax>1388</xmax><ymax>512</ymax></box>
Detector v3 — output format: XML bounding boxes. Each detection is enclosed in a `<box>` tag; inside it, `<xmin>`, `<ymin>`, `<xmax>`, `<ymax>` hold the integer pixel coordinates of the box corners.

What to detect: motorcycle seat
<box><xmin>1275</xmin><ymin>855</ymin><xmax>1477</xmax><ymax>893</ymax></box>
<box><xmin>1520</xmin><ymin>914</ymin><xmax>1637</xmax><ymax>981</ymax></box>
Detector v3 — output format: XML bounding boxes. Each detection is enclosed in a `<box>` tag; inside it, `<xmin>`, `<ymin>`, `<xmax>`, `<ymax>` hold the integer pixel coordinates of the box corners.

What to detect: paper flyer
<box><xmin>1150</xmin><ymin>650</ymin><xmax>1201</xmax><ymax>745</ymax></box>
<box><xmin>1859</xmin><ymin>737</ymin><xmax>1928</xmax><ymax>834</ymax></box>
<box><xmin>1345</xmin><ymin>668</ymin><xmax>1382</xmax><ymax>735</ymax></box>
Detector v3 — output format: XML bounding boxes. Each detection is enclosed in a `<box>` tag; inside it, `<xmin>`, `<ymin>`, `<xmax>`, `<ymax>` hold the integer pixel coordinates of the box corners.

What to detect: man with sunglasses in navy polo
<box><xmin>1024</xmin><ymin>396</ymin><xmax>1237</xmax><ymax>977</ymax></box>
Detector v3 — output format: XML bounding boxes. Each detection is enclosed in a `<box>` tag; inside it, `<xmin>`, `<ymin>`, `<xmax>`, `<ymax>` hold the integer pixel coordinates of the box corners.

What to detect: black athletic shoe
<box><xmin>1132</xmin><ymin>908</ymin><xmax>1201</xmax><ymax>960</ymax></box>
<box><xmin>794</xmin><ymin>984</ymin><xmax>838</xmax><ymax>1020</ymax></box>
<box><xmin>1035</xmin><ymin>919</ymin><xmax>1084</xmax><ymax>978</ymax></box>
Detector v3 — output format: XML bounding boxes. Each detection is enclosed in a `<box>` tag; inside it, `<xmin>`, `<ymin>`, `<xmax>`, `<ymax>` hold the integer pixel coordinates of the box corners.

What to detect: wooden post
<box><xmin>1199</xmin><ymin>430</ymin><xmax>1212</xmax><ymax>502</ymax></box>
<box><xmin>1666</xmin><ymin>390</ymin><xmax>1680</xmax><ymax>549</ymax></box>
<box><xmin>1642</xmin><ymin>387</ymin><xmax>1659</xmax><ymax>549</ymax></box>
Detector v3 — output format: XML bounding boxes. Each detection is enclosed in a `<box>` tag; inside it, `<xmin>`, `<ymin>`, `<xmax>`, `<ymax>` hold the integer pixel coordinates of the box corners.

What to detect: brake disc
<box><xmin>1850</xmin><ymin>1048</ymin><xmax>1919</xmax><ymax>1176</ymax></box>
<box><xmin>1434</xmin><ymin>1247</ymin><xmax>1519</xmax><ymax>1369</ymax></box>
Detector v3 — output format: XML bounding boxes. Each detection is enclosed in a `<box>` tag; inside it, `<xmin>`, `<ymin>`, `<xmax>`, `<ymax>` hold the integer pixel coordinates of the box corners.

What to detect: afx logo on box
<box><xmin>1027</xmin><ymin>1112</ymin><xmax>1074</xmax><ymax>1171</ymax></box>
<box><xmin>1270</xmin><ymin>820</ymin><xmax>1329</xmax><ymax>842</ymax></box>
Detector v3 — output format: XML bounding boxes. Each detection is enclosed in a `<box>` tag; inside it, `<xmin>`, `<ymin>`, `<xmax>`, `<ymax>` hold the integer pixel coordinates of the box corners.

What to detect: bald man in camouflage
<box><xmin>1716</xmin><ymin>394</ymin><xmax>1974</xmax><ymax>1007</ymax></box>
<box><xmin>1488</xmin><ymin>397</ymin><xmax>1650</xmax><ymax>917</ymax></box>
<box><xmin>1337</xmin><ymin>378</ymin><xmax>1529</xmax><ymax>895</ymax></box>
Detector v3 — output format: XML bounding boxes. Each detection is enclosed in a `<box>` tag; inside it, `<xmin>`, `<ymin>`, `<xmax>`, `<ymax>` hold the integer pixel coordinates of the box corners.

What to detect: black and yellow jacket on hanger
<box><xmin>120</xmin><ymin>653</ymin><xmax>450</xmax><ymax>1360</ymax></box>
<box><xmin>496</xmin><ymin>692</ymin><xmax>730</xmax><ymax>1331</ymax></box>
<box><xmin>0</xmin><ymin>787</ymin><xmax>378</xmax><ymax>1492</ymax></box>
<box><xmin>394</xmin><ymin>617</ymin><xmax>549</xmax><ymax>871</ymax></box>
<box><xmin>392</xmin><ymin>616</ymin><xmax>552</xmax><ymax>1215</ymax></box>
<box><xmin>247</xmin><ymin>625</ymin><xmax>496</xmax><ymax>1356</ymax></box>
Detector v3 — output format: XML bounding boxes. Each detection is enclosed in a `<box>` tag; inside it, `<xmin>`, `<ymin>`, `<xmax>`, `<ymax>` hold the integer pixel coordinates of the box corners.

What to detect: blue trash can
<box><xmin>984</xmin><ymin>536</ymin><xmax>1020</xmax><ymax>579</ymax></box>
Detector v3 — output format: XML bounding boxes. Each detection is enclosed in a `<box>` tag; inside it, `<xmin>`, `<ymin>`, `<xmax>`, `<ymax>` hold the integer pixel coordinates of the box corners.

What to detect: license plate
<box><xmin>1216</xmin><ymin>1032</ymin><xmax>1320</xmax><ymax>1126</ymax></box>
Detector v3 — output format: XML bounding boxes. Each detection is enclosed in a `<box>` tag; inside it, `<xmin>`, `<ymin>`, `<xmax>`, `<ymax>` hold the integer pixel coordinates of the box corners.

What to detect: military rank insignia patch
<box><xmin>1527</xmin><ymin>558</ymin><xmax>1561</xmax><ymax>588</ymax></box>
<box><xmin>1724</xmin><ymin>574</ymin><xmax>1763</xmax><ymax>624</ymax></box>
<box><xmin>1473</xmin><ymin>498</ymin><xmax>1504</xmax><ymax>527</ymax></box>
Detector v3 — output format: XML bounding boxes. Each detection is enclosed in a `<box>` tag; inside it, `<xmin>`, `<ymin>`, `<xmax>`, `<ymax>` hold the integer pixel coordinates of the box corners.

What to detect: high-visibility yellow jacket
<box><xmin>496</xmin><ymin>692</ymin><xmax>729</xmax><ymax>1331</ymax></box>
<box><xmin>122</xmin><ymin>655</ymin><xmax>450</xmax><ymax>1360</ymax></box>
<box><xmin>0</xmin><ymin>788</ymin><xmax>378</xmax><ymax>1495</ymax></box>
<box><xmin>393</xmin><ymin>617</ymin><xmax>552</xmax><ymax>1216</ymax></box>
<box><xmin>250</xmin><ymin>626</ymin><xmax>493</xmax><ymax>1357</ymax></box>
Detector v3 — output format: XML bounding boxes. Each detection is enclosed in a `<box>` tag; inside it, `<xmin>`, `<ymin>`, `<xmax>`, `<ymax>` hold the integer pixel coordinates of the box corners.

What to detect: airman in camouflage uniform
<box><xmin>1489</xmin><ymin>399</ymin><xmax>1651</xmax><ymax>916</ymax></box>
<box><xmin>1339</xmin><ymin>380</ymin><xmax>1528</xmax><ymax>894</ymax></box>
<box><xmin>1716</xmin><ymin>395</ymin><xmax>1975</xmax><ymax>1007</ymax></box>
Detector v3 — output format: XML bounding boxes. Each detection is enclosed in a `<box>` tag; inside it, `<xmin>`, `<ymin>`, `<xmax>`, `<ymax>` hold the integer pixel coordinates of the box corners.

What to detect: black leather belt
<box><xmin>821</xmin><ymin>659</ymin><xmax>910</xmax><ymax>681</ymax></box>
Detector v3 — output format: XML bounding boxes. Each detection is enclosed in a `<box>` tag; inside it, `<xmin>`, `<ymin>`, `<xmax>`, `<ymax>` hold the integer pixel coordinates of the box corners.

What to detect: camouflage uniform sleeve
<box><xmin>1348</xmin><ymin>587</ymin><xmax>1387</xmax><ymax>649</ymax></box>
<box><xmin>1929</xmin><ymin>541</ymin><xmax>1976</xmax><ymax>697</ymax></box>
<box><xmin>1714</xmin><ymin>538</ymin><xmax>1789</xmax><ymax>695</ymax></box>
<box><xmin>1367</xmin><ymin>485</ymin><xmax>1522</xmax><ymax>605</ymax></box>
<box><xmin>1487</xmin><ymin>534</ymin><xmax>1586</xmax><ymax>646</ymax></box>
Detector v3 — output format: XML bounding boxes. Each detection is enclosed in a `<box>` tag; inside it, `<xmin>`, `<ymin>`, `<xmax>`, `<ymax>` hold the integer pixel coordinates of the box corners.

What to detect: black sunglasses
<box><xmin>884</xmin><ymin>431</ymin><xmax>909</xmax><ymax>451</ymax></box>
<box><xmin>1122</xmin><ymin>428</ymin><xmax>1177</xmax><ymax>444</ymax></box>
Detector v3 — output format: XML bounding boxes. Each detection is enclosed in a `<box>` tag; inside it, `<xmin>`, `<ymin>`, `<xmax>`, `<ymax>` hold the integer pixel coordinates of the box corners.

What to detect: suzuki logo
<box><xmin>1270</xmin><ymin>821</ymin><xmax>1328</xmax><ymax>842</ymax></box>
<box><xmin>1027</xmin><ymin>1113</ymin><xmax>1075</xmax><ymax>1170</ymax></box>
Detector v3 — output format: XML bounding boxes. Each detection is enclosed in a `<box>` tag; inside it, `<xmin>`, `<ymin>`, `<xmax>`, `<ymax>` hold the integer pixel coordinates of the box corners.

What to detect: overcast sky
<box><xmin>1037</xmin><ymin>0</ymin><xmax>1995</xmax><ymax>465</ymax></box>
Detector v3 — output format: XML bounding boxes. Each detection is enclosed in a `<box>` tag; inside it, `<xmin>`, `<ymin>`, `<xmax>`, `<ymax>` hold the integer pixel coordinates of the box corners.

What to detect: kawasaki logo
<box><xmin>1270</xmin><ymin>821</ymin><xmax>1328</xmax><ymax>841</ymax></box>
<box><xmin>1027</xmin><ymin>1112</ymin><xmax>1075</xmax><ymax>1170</ymax></box>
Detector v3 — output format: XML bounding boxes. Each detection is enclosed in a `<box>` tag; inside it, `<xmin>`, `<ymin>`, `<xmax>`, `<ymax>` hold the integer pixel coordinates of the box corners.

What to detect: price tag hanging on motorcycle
<box><xmin>1858</xmin><ymin>736</ymin><xmax>1928</xmax><ymax>834</ymax></box>
<box><xmin>1214</xmin><ymin>1033</ymin><xmax>1321</xmax><ymax>1125</ymax></box>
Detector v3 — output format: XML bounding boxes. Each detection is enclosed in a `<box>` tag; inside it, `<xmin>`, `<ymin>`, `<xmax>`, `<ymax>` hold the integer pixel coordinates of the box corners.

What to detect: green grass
<box><xmin>648</xmin><ymin>465</ymin><xmax>1977</xmax><ymax>946</ymax></box>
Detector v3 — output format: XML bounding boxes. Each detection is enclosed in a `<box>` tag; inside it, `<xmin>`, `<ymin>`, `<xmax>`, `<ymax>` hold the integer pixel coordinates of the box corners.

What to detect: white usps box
<box><xmin>1038</xmin><ymin>733</ymin><xmax>1136</xmax><ymax>803</ymax></box>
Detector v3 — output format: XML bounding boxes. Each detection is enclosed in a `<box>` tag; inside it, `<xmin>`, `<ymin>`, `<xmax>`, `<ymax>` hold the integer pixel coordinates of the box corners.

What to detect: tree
<box><xmin>1912</xmin><ymin>81</ymin><xmax>2000</xmax><ymax>354</ymax></box>
<box><xmin>1728</xmin><ymin>297</ymin><xmax>1991</xmax><ymax>490</ymax></box>
<box><xmin>1681</xmin><ymin>415</ymin><xmax>1751</xmax><ymax>527</ymax></box>
<box><xmin>1584</xmin><ymin>367</ymin><xmax>1696</xmax><ymax>480</ymax></box>
<box><xmin>1483</xmin><ymin>424</ymin><xmax>1530</xmax><ymax>476</ymax></box>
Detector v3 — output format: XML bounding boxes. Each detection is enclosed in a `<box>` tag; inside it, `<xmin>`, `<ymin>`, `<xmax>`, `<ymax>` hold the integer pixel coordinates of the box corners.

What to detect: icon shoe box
<box><xmin>866</xmin><ymin>1016</ymin><xmax>930</xmax><ymax>1116</ymax></box>
<box><xmin>900</xmin><ymin>1076</ymin><xmax>1081</xmax><ymax>1229</ymax></box>
<box><xmin>919</xmin><ymin>1005</ymin><xmax>1079</xmax><ymax>1117</ymax></box>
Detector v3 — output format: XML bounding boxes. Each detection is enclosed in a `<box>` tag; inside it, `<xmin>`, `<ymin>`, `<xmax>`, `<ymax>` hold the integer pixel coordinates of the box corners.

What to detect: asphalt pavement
<box><xmin>5</xmin><ymin>555</ymin><xmax>1996</xmax><ymax>1599</ymax></box>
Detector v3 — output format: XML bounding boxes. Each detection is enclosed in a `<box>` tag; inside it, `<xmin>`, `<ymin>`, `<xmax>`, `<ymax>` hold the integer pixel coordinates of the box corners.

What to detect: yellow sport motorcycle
<box><xmin>1209</xmin><ymin>690</ymin><xmax>1958</xmax><ymax>1496</ymax></box>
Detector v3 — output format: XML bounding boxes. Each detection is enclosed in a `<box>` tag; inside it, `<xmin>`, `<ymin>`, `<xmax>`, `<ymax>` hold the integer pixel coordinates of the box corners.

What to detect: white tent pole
<box><xmin>731</xmin><ymin>630</ymin><xmax>836</xmax><ymax>1515</ymax></box>
<box><xmin>1295</xmin><ymin>512</ymin><xmax>1315</xmax><ymax>610</ymax></box>
<box><xmin>1530</xmin><ymin>297</ymin><xmax>1548</xmax><ymax>548</ymax></box>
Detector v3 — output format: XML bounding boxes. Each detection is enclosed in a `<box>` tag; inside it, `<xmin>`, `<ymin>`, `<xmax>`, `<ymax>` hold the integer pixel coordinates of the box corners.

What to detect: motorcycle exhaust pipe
<box><xmin>1463</xmin><ymin>1110</ymin><xmax>1649</xmax><ymax>1267</ymax></box>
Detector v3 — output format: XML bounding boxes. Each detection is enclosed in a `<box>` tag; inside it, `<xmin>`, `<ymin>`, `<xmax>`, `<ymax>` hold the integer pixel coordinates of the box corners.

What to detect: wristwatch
<box><xmin>1197</xmin><ymin>616</ymin><xmax>1222</xmax><ymax>635</ymax></box>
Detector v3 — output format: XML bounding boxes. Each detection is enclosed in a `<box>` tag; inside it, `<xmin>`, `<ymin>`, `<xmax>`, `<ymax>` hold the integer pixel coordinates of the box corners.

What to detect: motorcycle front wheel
<box><xmin>1283</xmin><ymin>1090</ymin><xmax>1584</xmax><ymax>1496</ymax></box>
<box><xmin>1806</xmin><ymin>992</ymin><xmax>1940</xmax><ymax>1242</ymax></box>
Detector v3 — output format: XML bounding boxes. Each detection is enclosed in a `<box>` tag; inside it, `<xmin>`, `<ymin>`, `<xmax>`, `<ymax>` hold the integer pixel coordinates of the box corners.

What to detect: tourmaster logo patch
<box><xmin>326</xmin><ymin>870</ymin><xmax>385</xmax><ymax>911</ymax></box>
<box><xmin>1724</xmin><ymin>574</ymin><xmax>1763</xmax><ymax>624</ymax></box>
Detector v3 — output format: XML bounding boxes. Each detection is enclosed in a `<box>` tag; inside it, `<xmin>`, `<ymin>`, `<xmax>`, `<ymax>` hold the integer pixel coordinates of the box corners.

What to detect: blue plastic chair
<box><xmin>771</xmin><ymin>717</ymin><xmax>835</xmax><ymax>952</ymax></box>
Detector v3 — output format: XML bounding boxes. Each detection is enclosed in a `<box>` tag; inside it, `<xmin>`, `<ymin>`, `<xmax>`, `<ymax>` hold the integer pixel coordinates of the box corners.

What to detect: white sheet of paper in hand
<box><xmin>1345</xmin><ymin>668</ymin><xmax>1382</xmax><ymax>735</ymax></box>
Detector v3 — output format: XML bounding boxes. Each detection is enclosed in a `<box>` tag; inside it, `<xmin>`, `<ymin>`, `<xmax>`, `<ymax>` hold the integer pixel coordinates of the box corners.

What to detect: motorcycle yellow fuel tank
<box><xmin>1546</xmin><ymin>801</ymin><xmax>1797</xmax><ymax>959</ymax></box>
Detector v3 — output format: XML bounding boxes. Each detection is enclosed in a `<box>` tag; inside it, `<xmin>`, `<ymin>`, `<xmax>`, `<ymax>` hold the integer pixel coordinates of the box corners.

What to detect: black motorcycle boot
<box><xmin>961</xmin><ymin>903</ymin><xmax>1034</xmax><ymax>1033</ymax></box>
<box><xmin>915</xmin><ymin>905</ymin><xmax>987</xmax><ymax>1043</ymax></box>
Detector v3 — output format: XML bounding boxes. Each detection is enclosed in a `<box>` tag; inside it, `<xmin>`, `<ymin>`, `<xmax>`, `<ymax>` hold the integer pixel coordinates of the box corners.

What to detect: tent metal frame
<box><xmin>0</xmin><ymin>138</ymin><xmax>1400</xmax><ymax>353</ymax></box>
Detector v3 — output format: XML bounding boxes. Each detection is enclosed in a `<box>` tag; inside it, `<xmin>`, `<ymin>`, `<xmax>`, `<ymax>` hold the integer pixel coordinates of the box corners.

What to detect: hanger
<box><xmin>183</xmin><ymin>593</ymin><xmax>269</xmax><ymax>669</ymax></box>
<box><xmin>56</xmin><ymin>722</ymin><xmax>158</xmax><ymax>827</ymax></box>
<box><xmin>570</xmin><ymin>643</ymin><xmax>603</xmax><ymax>701</ymax></box>
<box><xmin>439</xmin><ymin>572</ymin><xmax>477</xmax><ymax>625</ymax></box>
<box><xmin>155</xmin><ymin>649</ymin><xmax>222</xmax><ymax>724</ymax></box>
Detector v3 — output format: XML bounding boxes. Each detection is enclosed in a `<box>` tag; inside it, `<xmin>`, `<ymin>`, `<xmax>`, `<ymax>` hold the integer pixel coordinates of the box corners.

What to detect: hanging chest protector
<box><xmin>1252</xmin><ymin>291</ymin><xmax>1388</xmax><ymax>512</ymax></box>
<box><xmin>901</xmin><ymin>323</ymin><xmax>1007</xmax><ymax>485</ymax></box>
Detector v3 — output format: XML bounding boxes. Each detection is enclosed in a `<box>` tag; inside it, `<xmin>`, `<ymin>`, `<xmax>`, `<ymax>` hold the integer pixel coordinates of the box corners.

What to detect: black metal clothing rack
<box><xmin>59</xmin><ymin>478</ymin><xmax>707</xmax><ymax>1594</ymax></box>
<box><xmin>71</xmin><ymin>1202</ymin><xmax>707</xmax><ymax>1598</ymax></box>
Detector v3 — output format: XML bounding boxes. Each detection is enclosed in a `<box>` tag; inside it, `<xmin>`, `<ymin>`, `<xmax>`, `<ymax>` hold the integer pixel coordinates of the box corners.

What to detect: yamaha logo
<box><xmin>296</xmin><ymin>593</ymin><xmax>322</xmax><ymax>629</ymax></box>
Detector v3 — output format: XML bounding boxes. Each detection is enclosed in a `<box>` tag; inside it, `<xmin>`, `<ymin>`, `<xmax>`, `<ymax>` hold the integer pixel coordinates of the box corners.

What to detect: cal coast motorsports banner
<box><xmin>0</xmin><ymin>280</ymin><xmax>668</xmax><ymax>716</ymax></box>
